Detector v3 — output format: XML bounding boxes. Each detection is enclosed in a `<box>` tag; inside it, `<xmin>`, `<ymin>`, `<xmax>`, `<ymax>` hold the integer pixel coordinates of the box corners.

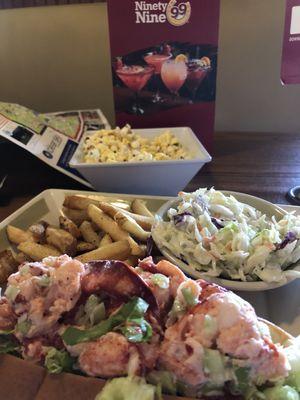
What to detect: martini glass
<box><xmin>186</xmin><ymin>59</ymin><xmax>211</xmax><ymax>103</ymax></box>
<box><xmin>161</xmin><ymin>60</ymin><xmax>188</xmax><ymax>98</ymax></box>
<box><xmin>144</xmin><ymin>53</ymin><xmax>172</xmax><ymax>103</ymax></box>
<box><xmin>116</xmin><ymin>64</ymin><xmax>154</xmax><ymax>115</ymax></box>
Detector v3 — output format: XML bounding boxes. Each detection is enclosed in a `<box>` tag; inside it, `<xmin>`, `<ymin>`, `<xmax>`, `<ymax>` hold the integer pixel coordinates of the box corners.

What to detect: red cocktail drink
<box><xmin>115</xmin><ymin>64</ymin><xmax>154</xmax><ymax>115</ymax></box>
<box><xmin>186</xmin><ymin>58</ymin><xmax>211</xmax><ymax>102</ymax></box>
<box><xmin>116</xmin><ymin>65</ymin><xmax>154</xmax><ymax>93</ymax></box>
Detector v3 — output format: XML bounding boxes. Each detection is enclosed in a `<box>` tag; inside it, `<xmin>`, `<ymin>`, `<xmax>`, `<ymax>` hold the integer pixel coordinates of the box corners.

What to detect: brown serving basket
<box><xmin>0</xmin><ymin>319</ymin><xmax>293</xmax><ymax>400</ymax></box>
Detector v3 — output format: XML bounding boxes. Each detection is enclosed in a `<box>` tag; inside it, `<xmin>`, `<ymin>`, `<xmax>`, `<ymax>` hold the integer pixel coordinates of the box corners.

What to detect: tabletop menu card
<box><xmin>107</xmin><ymin>0</ymin><xmax>220</xmax><ymax>151</ymax></box>
<box><xmin>0</xmin><ymin>103</ymin><xmax>110</xmax><ymax>188</ymax></box>
<box><xmin>281</xmin><ymin>0</ymin><xmax>300</xmax><ymax>84</ymax></box>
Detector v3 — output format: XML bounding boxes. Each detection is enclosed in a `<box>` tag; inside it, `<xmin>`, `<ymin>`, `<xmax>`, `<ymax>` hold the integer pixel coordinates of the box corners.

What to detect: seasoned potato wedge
<box><xmin>64</xmin><ymin>196</ymin><xmax>100</xmax><ymax>210</ymax></box>
<box><xmin>28</xmin><ymin>221</ymin><xmax>48</xmax><ymax>243</ymax></box>
<box><xmin>114</xmin><ymin>212</ymin><xmax>151</xmax><ymax>242</ymax></box>
<box><xmin>46</xmin><ymin>227</ymin><xmax>77</xmax><ymax>256</ymax></box>
<box><xmin>18</xmin><ymin>242</ymin><xmax>60</xmax><ymax>261</ymax></box>
<box><xmin>87</xmin><ymin>204</ymin><xmax>142</xmax><ymax>256</ymax></box>
<box><xmin>87</xmin><ymin>204</ymin><xmax>128</xmax><ymax>242</ymax></box>
<box><xmin>63</xmin><ymin>207</ymin><xmax>89</xmax><ymax>226</ymax></box>
<box><xmin>75</xmin><ymin>240</ymin><xmax>131</xmax><ymax>263</ymax></box>
<box><xmin>7</xmin><ymin>225</ymin><xmax>35</xmax><ymax>245</ymax></box>
<box><xmin>76</xmin><ymin>241</ymin><xmax>97</xmax><ymax>253</ymax></box>
<box><xmin>79</xmin><ymin>221</ymin><xmax>100</xmax><ymax>247</ymax></box>
<box><xmin>59</xmin><ymin>216</ymin><xmax>81</xmax><ymax>238</ymax></box>
<box><xmin>97</xmin><ymin>202</ymin><xmax>153</xmax><ymax>230</ymax></box>
<box><xmin>131</xmin><ymin>199</ymin><xmax>153</xmax><ymax>218</ymax></box>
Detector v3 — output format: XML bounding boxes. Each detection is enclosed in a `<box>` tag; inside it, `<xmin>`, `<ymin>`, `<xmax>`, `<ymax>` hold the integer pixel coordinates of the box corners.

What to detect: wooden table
<box><xmin>1</xmin><ymin>132</ymin><xmax>299</xmax><ymax>221</ymax></box>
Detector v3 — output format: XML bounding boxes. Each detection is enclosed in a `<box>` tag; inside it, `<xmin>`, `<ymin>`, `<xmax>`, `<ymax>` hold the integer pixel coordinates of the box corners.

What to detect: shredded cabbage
<box><xmin>152</xmin><ymin>188</ymin><xmax>300</xmax><ymax>283</ymax></box>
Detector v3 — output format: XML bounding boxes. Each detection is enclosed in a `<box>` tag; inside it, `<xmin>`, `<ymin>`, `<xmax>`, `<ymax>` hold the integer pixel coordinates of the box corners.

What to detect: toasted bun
<box><xmin>259</xmin><ymin>317</ymin><xmax>294</xmax><ymax>345</ymax></box>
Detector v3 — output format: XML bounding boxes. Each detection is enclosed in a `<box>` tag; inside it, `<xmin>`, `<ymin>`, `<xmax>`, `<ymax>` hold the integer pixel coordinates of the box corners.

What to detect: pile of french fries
<box><xmin>0</xmin><ymin>195</ymin><xmax>154</xmax><ymax>283</ymax></box>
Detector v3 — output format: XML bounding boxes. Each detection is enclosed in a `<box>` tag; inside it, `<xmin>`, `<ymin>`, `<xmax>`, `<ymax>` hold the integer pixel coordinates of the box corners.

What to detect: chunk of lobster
<box><xmin>81</xmin><ymin>260</ymin><xmax>158</xmax><ymax>311</ymax></box>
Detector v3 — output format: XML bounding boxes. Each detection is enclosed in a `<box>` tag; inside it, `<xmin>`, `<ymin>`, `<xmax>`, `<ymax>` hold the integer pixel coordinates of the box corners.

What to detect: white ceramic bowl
<box><xmin>153</xmin><ymin>191</ymin><xmax>300</xmax><ymax>291</ymax></box>
<box><xmin>69</xmin><ymin>127</ymin><xmax>211</xmax><ymax>196</ymax></box>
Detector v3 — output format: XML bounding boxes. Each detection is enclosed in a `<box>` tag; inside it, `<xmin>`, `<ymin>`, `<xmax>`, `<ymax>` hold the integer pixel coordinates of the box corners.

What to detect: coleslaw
<box><xmin>152</xmin><ymin>188</ymin><xmax>300</xmax><ymax>283</ymax></box>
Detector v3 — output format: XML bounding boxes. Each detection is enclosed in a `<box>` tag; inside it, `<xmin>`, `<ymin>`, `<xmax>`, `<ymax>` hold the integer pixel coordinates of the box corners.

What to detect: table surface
<box><xmin>1</xmin><ymin>131</ymin><xmax>299</xmax><ymax>221</ymax></box>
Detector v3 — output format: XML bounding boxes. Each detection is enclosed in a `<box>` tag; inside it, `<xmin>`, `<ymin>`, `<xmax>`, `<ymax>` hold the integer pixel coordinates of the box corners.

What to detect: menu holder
<box><xmin>107</xmin><ymin>0</ymin><xmax>220</xmax><ymax>151</ymax></box>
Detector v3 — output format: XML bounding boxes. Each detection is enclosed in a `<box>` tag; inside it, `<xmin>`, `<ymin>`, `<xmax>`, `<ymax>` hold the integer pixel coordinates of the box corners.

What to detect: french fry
<box><xmin>0</xmin><ymin>250</ymin><xmax>18</xmax><ymax>283</ymax></box>
<box><xmin>64</xmin><ymin>196</ymin><xmax>100</xmax><ymax>210</ymax></box>
<box><xmin>59</xmin><ymin>216</ymin><xmax>81</xmax><ymax>238</ymax></box>
<box><xmin>63</xmin><ymin>207</ymin><xmax>89</xmax><ymax>226</ymax></box>
<box><xmin>97</xmin><ymin>201</ymin><xmax>123</xmax><ymax>218</ymax></box>
<box><xmin>7</xmin><ymin>225</ymin><xmax>36</xmax><ymax>245</ymax></box>
<box><xmin>122</xmin><ymin>210</ymin><xmax>153</xmax><ymax>230</ymax></box>
<box><xmin>76</xmin><ymin>241</ymin><xmax>97</xmax><ymax>253</ymax></box>
<box><xmin>131</xmin><ymin>199</ymin><xmax>153</xmax><ymax>218</ymax></box>
<box><xmin>28</xmin><ymin>221</ymin><xmax>48</xmax><ymax>243</ymax></box>
<box><xmin>75</xmin><ymin>240</ymin><xmax>131</xmax><ymax>263</ymax></box>
<box><xmin>98</xmin><ymin>201</ymin><xmax>153</xmax><ymax>230</ymax></box>
<box><xmin>79</xmin><ymin>221</ymin><xmax>100</xmax><ymax>247</ymax></box>
<box><xmin>87</xmin><ymin>204</ymin><xmax>143</xmax><ymax>256</ymax></box>
<box><xmin>88</xmin><ymin>204</ymin><xmax>128</xmax><ymax>241</ymax></box>
<box><xmin>18</xmin><ymin>242</ymin><xmax>60</xmax><ymax>261</ymax></box>
<box><xmin>46</xmin><ymin>227</ymin><xmax>77</xmax><ymax>256</ymax></box>
<box><xmin>99</xmin><ymin>233</ymin><xmax>113</xmax><ymax>247</ymax></box>
<box><xmin>114</xmin><ymin>212</ymin><xmax>151</xmax><ymax>242</ymax></box>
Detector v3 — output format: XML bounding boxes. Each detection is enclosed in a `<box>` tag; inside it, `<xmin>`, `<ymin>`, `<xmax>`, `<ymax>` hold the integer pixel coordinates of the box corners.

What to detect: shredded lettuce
<box><xmin>4</xmin><ymin>286</ymin><xmax>20</xmax><ymax>303</ymax></box>
<box><xmin>151</xmin><ymin>274</ymin><xmax>169</xmax><ymax>289</ymax></box>
<box><xmin>203</xmin><ymin>315</ymin><xmax>218</xmax><ymax>337</ymax></box>
<box><xmin>44</xmin><ymin>347</ymin><xmax>74</xmax><ymax>374</ymax></box>
<box><xmin>203</xmin><ymin>349</ymin><xmax>227</xmax><ymax>386</ymax></box>
<box><xmin>147</xmin><ymin>370</ymin><xmax>177</xmax><ymax>395</ymax></box>
<box><xmin>263</xmin><ymin>385</ymin><xmax>299</xmax><ymax>400</ymax></box>
<box><xmin>0</xmin><ymin>334</ymin><xmax>19</xmax><ymax>355</ymax></box>
<box><xmin>229</xmin><ymin>367</ymin><xmax>259</xmax><ymax>399</ymax></box>
<box><xmin>181</xmin><ymin>287</ymin><xmax>198</xmax><ymax>307</ymax></box>
<box><xmin>75</xmin><ymin>295</ymin><xmax>106</xmax><ymax>327</ymax></box>
<box><xmin>95</xmin><ymin>376</ymin><xmax>156</xmax><ymax>400</ymax></box>
<box><xmin>36</xmin><ymin>275</ymin><xmax>51</xmax><ymax>287</ymax></box>
<box><xmin>16</xmin><ymin>320</ymin><xmax>31</xmax><ymax>336</ymax></box>
<box><xmin>284</xmin><ymin>341</ymin><xmax>300</xmax><ymax>392</ymax></box>
<box><xmin>62</xmin><ymin>297</ymin><xmax>152</xmax><ymax>345</ymax></box>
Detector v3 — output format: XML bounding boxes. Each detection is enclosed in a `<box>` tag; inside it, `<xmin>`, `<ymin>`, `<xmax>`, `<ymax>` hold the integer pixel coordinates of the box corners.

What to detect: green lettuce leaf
<box><xmin>62</xmin><ymin>297</ymin><xmax>152</xmax><ymax>345</ymax></box>
<box><xmin>44</xmin><ymin>347</ymin><xmax>74</xmax><ymax>374</ymax></box>
<box><xmin>95</xmin><ymin>376</ymin><xmax>156</xmax><ymax>400</ymax></box>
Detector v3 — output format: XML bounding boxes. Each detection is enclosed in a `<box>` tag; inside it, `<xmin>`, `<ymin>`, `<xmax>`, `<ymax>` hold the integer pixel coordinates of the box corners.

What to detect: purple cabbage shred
<box><xmin>211</xmin><ymin>217</ymin><xmax>224</xmax><ymax>229</ymax></box>
<box><xmin>173</xmin><ymin>212</ymin><xmax>192</xmax><ymax>226</ymax></box>
<box><xmin>276</xmin><ymin>231</ymin><xmax>297</xmax><ymax>250</ymax></box>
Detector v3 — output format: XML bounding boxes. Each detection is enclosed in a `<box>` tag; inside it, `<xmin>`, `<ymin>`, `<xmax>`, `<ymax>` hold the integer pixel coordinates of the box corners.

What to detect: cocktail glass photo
<box><xmin>161</xmin><ymin>60</ymin><xmax>188</xmax><ymax>97</ymax></box>
<box><xmin>115</xmin><ymin>61</ymin><xmax>154</xmax><ymax>115</ymax></box>
<box><xmin>144</xmin><ymin>45</ymin><xmax>172</xmax><ymax>103</ymax></box>
<box><xmin>186</xmin><ymin>58</ymin><xmax>211</xmax><ymax>103</ymax></box>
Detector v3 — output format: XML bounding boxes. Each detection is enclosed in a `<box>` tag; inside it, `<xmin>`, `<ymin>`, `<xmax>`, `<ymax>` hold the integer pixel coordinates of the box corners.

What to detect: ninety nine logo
<box><xmin>135</xmin><ymin>0</ymin><xmax>191</xmax><ymax>26</ymax></box>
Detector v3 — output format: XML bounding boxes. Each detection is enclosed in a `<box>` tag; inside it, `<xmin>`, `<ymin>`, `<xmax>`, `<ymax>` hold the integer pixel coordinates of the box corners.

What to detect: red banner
<box><xmin>107</xmin><ymin>0</ymin><xmax>220</xmax><ymax>151</ymax></box>
<box><xmin>282</xmin><ymin>0</ymin><xmax>300</xmax><ymax>84</ymax></box>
